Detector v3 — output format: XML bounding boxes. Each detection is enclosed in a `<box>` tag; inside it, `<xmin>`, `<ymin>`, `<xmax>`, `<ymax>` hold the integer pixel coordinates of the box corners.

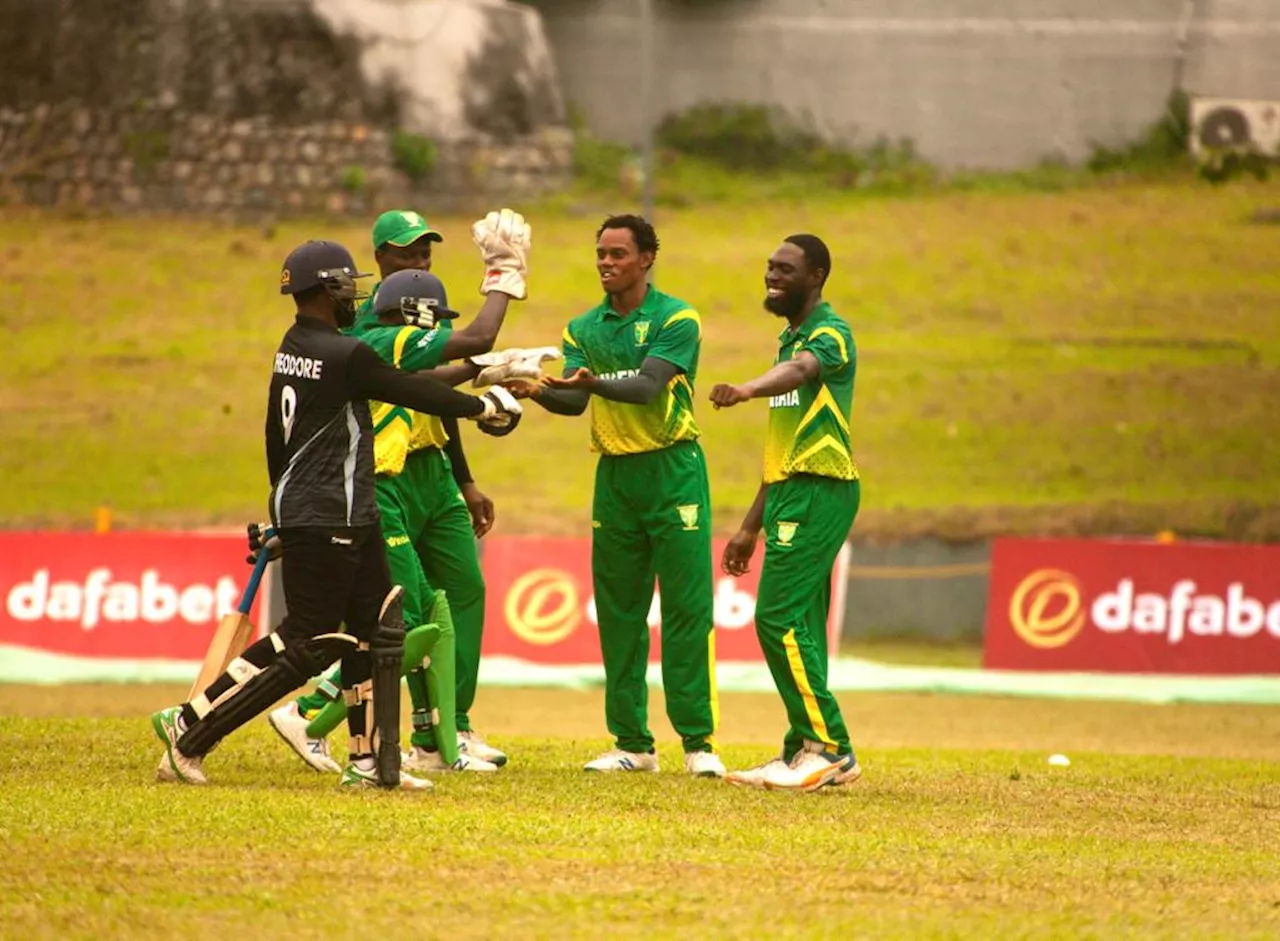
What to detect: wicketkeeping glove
<box><xmin>469</xmin><ymin>346</ymin><xmax>562</xmax><ymax>388</ymax></box>
<box><xmin>471</xmin><ymin>208</ymin><xmax>531</xmax><ymax>300</ymax></box>
<box><xmin>245</xmin><ymin>522</ymin><xmax>281</xmax><ymax>565</ymax></box>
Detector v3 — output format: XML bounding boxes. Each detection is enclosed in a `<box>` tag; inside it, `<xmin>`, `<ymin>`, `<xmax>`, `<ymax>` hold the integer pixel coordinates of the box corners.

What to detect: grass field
<box><xmin>3</xmin><ymin>178</ymin><xmax>1279</xmax><ymax>539</ymax></box>
<box><xmin>3</xmin><ymin>683</ymin><xmax>1278</xmax><ymax>940</ymax></box>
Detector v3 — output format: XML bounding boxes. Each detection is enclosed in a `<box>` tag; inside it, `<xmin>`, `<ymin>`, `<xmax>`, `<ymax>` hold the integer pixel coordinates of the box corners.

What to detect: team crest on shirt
<box><xmin>678</xmin><ymin>504</ymin><xmax>699</xmax><ymax>531</ymax></box>
<box><xmin>777</xmin><ymin>521</ymin><xmax>799</xmax><ymax>545</ymax></box>
<box><xmin>634</xmin><ymin>321</ymin><xmax>651</xmax><ymax>345</ymax></box>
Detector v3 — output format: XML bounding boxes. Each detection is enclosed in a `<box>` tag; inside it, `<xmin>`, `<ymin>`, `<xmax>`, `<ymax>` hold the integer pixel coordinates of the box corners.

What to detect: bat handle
<box><xmin>237</xmin><ymin>528</ymin><xmax>275</xmax><ymax>615</ymax></box>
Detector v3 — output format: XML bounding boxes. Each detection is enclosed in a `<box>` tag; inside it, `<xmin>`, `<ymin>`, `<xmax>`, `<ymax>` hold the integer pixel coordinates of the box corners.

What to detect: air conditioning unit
<box><xmin>1190</xmin><ymin>97</ymin><xmax>1280</xmax><ymax>157</ymax></box>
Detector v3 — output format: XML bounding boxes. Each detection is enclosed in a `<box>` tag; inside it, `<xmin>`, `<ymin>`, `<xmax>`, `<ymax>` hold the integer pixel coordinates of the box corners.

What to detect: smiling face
<box><xmin>764</xmin><ymin>242</ymin><xmax>821</xmax><ymax>319</ymax></box>
<box><xmin>596</xmin><ymin>226</ymin><xmax>651</xmax><ymax>297</ymax></box>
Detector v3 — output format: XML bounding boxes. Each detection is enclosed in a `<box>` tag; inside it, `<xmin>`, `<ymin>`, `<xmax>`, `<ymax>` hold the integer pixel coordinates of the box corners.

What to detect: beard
<box><xmin>764</xmin><ymin>288</ymin><xmax>806</xmax><ymax>319</ymax></box>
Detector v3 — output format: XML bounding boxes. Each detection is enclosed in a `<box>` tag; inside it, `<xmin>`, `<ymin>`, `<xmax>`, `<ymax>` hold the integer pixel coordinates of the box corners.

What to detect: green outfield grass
<box><xmin>2</xmin><ymin>178</ymin><xmax>1279</xmax><ymax>538</ymax></box>
<box><xmin>2</xmin><ymin>684</ymin><xmax>1278</xmax><ymax>940</ymax></box>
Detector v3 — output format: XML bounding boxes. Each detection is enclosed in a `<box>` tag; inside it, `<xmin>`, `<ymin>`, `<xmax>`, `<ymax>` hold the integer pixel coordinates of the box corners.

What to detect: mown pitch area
<box><xmin>3</xmin><ymin>684</ymin><xmax>1278</xmax><ymax>940</ymax></box>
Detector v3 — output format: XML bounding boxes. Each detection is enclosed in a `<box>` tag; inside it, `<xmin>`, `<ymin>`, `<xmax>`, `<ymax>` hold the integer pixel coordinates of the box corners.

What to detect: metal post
<box><xmin>639</xmin><ymin>0</ymin><xmax>656</xmax><ymax>229</ymax></box>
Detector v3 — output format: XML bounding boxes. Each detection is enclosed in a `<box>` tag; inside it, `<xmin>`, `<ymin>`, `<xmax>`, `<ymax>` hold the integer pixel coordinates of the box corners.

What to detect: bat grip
<box><xmin>237</xmin><ymin>527</ymin><xmax>275</xmax><ymax>615</ymax></box>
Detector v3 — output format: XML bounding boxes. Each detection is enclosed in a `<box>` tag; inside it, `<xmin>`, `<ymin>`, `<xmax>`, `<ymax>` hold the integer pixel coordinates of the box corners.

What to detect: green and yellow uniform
<box><xmin>563</xmin><ymin>286</ymin><xmax>717</xmax><ymax>754</ymax></box>
<box><xmin>756</xmin><ymin>301</ymin><xmax>859</xmax><ymax>760</ymax></box>
<box><xmin>297</xmin><ymin>304</ymin><xmax>485</xmax><ymax>759</ymax></box>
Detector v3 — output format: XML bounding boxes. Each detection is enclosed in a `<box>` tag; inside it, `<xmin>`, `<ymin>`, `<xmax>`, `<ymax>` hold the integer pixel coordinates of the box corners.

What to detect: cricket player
<box><xmin>531</xmin><ymin>214</ymin><xmax>724</xmax><ymax>778</ymax></box>
<box><xmin>708</xmin><ymin>234</ymin><xmax>862</xmax><ymax>792</ymax></box>
<box><xmin>270</xmin><ymin>209</ymin><xmax>529</xmax><ymax>772</ymax></box>
<box><xmin>149</xmin><ymin>239</ymin><xmax>523</xmax><ymax>788</ymax></box>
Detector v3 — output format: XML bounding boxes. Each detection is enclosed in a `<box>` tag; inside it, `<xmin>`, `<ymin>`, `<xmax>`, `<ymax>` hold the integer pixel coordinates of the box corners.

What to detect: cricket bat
<box><xmin>187</xmin><ymin>537</ymin><xmax>273</xmax><ymax>700</ymax></box>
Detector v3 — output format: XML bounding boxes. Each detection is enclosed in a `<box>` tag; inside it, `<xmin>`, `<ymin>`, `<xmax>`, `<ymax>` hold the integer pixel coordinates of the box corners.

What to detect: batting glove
<box><xmin>471</xmin><ymin>208</ymin><xmax>531</xmax><ymax>300</ymax></box>
<box><xmin>471</xmin><ymin>385</ymin><xmax>524</xmax><ymax>435</ymax></box>
<box><xmin>246</xmin><ymin>522</ymin><xmax>281</xmax><ymax>565</ymax></box>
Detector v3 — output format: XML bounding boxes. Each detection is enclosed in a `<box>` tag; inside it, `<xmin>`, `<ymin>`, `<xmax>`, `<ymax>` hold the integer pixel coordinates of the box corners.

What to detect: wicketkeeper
<box><xmin>269</xmin><ymin>210</ymin><xmax>536</xmax><ymax>773</ymax></box>
<box><xmin>149</xmin><ymin>239</ymin><xmax>522</xmax><ymax>788</ymax></box>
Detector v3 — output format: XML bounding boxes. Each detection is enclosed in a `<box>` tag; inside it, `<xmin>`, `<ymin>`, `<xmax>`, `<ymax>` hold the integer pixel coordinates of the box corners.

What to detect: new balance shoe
<box><xmin>151</xmin><ymin>705</ymin><xmax>207</xmax><ymax>785</ymax></box>
<box><xmin>340</xmin><ymin>762</ymin><xmax>433</xmax><ymax>791</ymax></box>
<box><xmin>457</xmin><ymin>729</ymin><xmax>508</xmax><ymax>767</ymax></box>
<box><xmin>725</xmin><ymin>756</ymin><xmax>788</xmax><ymax>789</ymax></box>
<box><xmin>402</xmin><ymin>746</ymin><xmax>498</xmax><ymax>773</ymax></box>
<box><xmin>583</xmin><ymin>749</ymin><xmax>659</xmax><ymax>773</ymax></box>
<box><xmin>762</xmin><ymin>742</ymin><xmax>853</xmax><ymax>792</ymax></box>
<box><xmin>683</xmin><ymin>750</ymin><xmax>726</xmax><ymax>778</ymax></box>
<box><xmin>268</xmin><ymin>702</ymin><xmax>341</xmax><ymax>774</ymax></box>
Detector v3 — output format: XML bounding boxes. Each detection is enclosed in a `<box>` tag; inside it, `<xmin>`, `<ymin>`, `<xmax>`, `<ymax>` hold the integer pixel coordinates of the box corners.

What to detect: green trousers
<box><xmin>755</xmin><ymin>474</ymin><xmax>859</xmax><ymax>760</ymax></box>
<box><xmin>295</xmin><ymin>447</ymin><xmax>486</xmax><ymax>752</ymax></box>
<box><xmin>592</xmin><ymin>440</ymin><xmax>717</xmax><ymax>754</ymax></box>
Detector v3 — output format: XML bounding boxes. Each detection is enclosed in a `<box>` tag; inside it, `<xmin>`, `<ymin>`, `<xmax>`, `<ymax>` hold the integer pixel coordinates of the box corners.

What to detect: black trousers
<box><xmin>276</xmin><ymin>524</ymin><xmax>391</xmax><ymax>646</ymax></box>
<box><xmin>178</xmin><ymin>525</ymin><xmax>392</xmax><ymax>757</ymax></box>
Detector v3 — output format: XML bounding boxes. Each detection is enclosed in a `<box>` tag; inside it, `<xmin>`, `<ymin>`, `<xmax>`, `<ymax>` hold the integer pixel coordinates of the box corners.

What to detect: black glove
<box><xmin>246</xmin><ymin>522</ymin><xmax>281</xmax><ymax>565</ymax></box>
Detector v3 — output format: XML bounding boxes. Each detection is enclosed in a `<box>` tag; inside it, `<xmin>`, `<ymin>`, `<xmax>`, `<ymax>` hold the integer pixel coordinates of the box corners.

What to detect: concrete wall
<box><xmin>532</xmin><ymin>0</ymin><xmax>1280</xmax><ymax>169</ymax></box>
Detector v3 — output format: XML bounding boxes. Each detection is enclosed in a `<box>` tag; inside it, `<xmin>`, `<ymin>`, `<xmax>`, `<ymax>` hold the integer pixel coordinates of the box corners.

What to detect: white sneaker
<box><xmin>340</xmin><ymin>762</ymin><xmax>434</xmax><ymax>791</ymax></box>
<box><xmin>402</xmin><ymin>746</ymin><xmax>499</xmax><ymax>773</ymax></box>
<box><xmin>583</xmin><ymin>748</ymin><xmax>659</xmax><ymax>773</ymax></box>
<box><xmin>828</xmin><ymin>759</ymin><xmax>863</xmax><ymax>787</ymax></box>
<box><xmin>268</xmin><ymin>702</ymin><xmax>342</xmax><ymax>774</ymax></box>
<box><xmin>150</xmin><ymin>706</ymin><xmax>208</xmax><ymax>785</ymax></box>
<box><xmin>458</xmin><ymin>729</ymin><xmax>508</xmax><ymax>768</ymax></box>
<box><xmin>725</xmin><ymin>756</ymin><xmax>788</xmax><ymax>789</ymax></box>
<box><xmin>683</xmin><ymin>751</ymin><xmax>726</xmax><ymax>778</ymax></box>
<box><xmin>763</xmin><ymin>742</ymin><xmax>853</xmax><ymax>793</ymax></box>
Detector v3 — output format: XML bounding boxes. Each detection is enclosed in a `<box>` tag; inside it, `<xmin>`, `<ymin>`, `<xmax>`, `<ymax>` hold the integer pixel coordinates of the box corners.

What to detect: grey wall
<box><xmin>532</xmin><ymin>0</ymin><xmax>1280</xmax><ymax>169</ymax></box>
<box><xmin>843</xmin><ymin>538</ymin><xmax>991</xmax><ymax>642</ymax></box>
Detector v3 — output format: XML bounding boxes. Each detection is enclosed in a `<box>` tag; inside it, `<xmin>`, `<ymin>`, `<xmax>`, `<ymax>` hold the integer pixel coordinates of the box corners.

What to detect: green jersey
<box><xmin>763</xmin><ymin>302</ymin><xmax>859</xmax><ymax>484</ymax></box>
<box><xmin>562</xmin><ymin>286</ymin><xmax>702</xmax><ymax>456</ymax></box>
<box><xmin>349</xmin><ymin>317</ymin><xmax>453</xmax><ymax>474</ymax></box>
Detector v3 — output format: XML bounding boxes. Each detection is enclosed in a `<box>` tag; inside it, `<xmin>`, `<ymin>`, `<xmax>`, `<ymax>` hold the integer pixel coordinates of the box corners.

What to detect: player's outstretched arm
<box><xmin>437</xmin><ymin>208</ymin><xmax>533</xmax><ymax>361</ymax></box>
<box><xmin>530</xmin><ymin>365</ymin><xmax>591</xmax><ymax>416</ymax></box>
<box><xmin>349</xmin><ymin>343</ymin><xmax>484</xmax><ymax>419</ymax></box>
<box><xmin>438</xmin><ymin>291</ymin><xmax>510</xmax><ymax>361</ymax></box>
<box><xmin>580</xmin><ymin>356</ymin><xmax>681</xmax><ymax>405</ymax></box>
<box><xmin>710</xmin><ymin>351</ymin><xmax>820</xmax><ymax>409</ymax></box>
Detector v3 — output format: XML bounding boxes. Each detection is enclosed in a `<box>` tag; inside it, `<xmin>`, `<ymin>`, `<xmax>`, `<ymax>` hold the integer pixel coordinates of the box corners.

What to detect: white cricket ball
<box><xmin>1047</xmin><ymin>753</ymin><xmax>1071</xmax><ymax>767</ymax></box>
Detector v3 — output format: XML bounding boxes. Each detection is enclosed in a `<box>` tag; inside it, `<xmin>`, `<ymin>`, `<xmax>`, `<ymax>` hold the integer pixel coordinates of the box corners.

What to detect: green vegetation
<box><xmin>2</xmin><ymin>685</ymin><xmax>1278</xmax><ymax>939</ymax></box>
<box><xmin>338</xmin><ymin>165</ymin><xmax>366</xmax><ymax>193</ymax></box>
<box><xmin>2</xmin><ymin>179</ymin><xmax>1279</xmax><ymax>538</ymax></box>
<box><xmin>390</xmin><ymin>130</ymin><xmax>437</xmax><ymax>181</ymax></box>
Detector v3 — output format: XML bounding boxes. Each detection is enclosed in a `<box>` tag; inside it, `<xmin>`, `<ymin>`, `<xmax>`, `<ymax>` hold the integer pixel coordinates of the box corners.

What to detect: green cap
<box><xmin>371</xmin><ymin>209</ymin><xmax>444</xmax><ymax>251</ymax></box>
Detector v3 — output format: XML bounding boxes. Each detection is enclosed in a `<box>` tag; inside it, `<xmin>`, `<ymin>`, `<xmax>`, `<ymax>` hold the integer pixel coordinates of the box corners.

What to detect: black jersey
<box><xmin>265</xmin><ymin>316</ymin><xmax>484</xmax><ymax>529</ymax></box>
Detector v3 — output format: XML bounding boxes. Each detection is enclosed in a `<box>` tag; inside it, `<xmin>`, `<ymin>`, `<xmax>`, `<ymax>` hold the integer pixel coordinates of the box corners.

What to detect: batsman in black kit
<box><xmin>151</xmin><ymin>239</ymin><xmax>523</xmax><ymax>790</ymax></box>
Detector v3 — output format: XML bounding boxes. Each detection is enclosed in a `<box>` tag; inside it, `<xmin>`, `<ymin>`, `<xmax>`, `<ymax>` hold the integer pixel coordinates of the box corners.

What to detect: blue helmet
<box><xmin>279</xmin><ymin>240</ymin><xmax>369</xmax><ymax>297</ymax></box>
<box><xmin>371</xmin><ymin>270</ymin><xmax>460</xmax><ymax>329</ymax></box>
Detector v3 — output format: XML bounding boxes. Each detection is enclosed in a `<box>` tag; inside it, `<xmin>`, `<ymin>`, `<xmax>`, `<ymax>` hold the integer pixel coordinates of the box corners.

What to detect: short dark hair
<box><xmin>597</xmin><ymin>214</ymin><xmax>660</xmax><ymax>259</ymax></box>
<box><xmin>784</xmin><ymin>233</ymin><xmax>831</xmax><ymax>286</ymax></box>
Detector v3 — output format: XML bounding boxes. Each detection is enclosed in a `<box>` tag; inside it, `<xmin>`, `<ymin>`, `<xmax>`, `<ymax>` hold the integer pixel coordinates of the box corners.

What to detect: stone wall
<box><xmin>0</xmin><ymin>0</ymin><xmax>572</xmax><ymax>216</ymax></box>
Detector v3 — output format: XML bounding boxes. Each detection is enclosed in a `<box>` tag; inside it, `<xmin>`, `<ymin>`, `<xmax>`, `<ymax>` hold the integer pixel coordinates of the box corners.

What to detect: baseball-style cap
<box><xmin>371</xmin><ymin>209</ymin><xmax>444</xmax><ymax>250</ymax></box>
<box><xmin>280</xmin><ymin>240</ymin><xmax>369</xmax><ymax>295</ymax></box>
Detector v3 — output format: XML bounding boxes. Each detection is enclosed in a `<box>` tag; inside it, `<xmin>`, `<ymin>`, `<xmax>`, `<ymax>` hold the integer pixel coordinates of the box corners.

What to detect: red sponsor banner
<box><xmin>0</xmin><ymin>532</ymin><xmax>257</xmax><ymax>661</ymax></box>
<box><xmin>984</xmin><ymin>537</ymin><xmax>1280</xmax><ymax>674</ymax></box>
<box><xmin>481</xmin><ymin>536</ymin><xmax>847</xmax><ymax>664</ymax></box>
